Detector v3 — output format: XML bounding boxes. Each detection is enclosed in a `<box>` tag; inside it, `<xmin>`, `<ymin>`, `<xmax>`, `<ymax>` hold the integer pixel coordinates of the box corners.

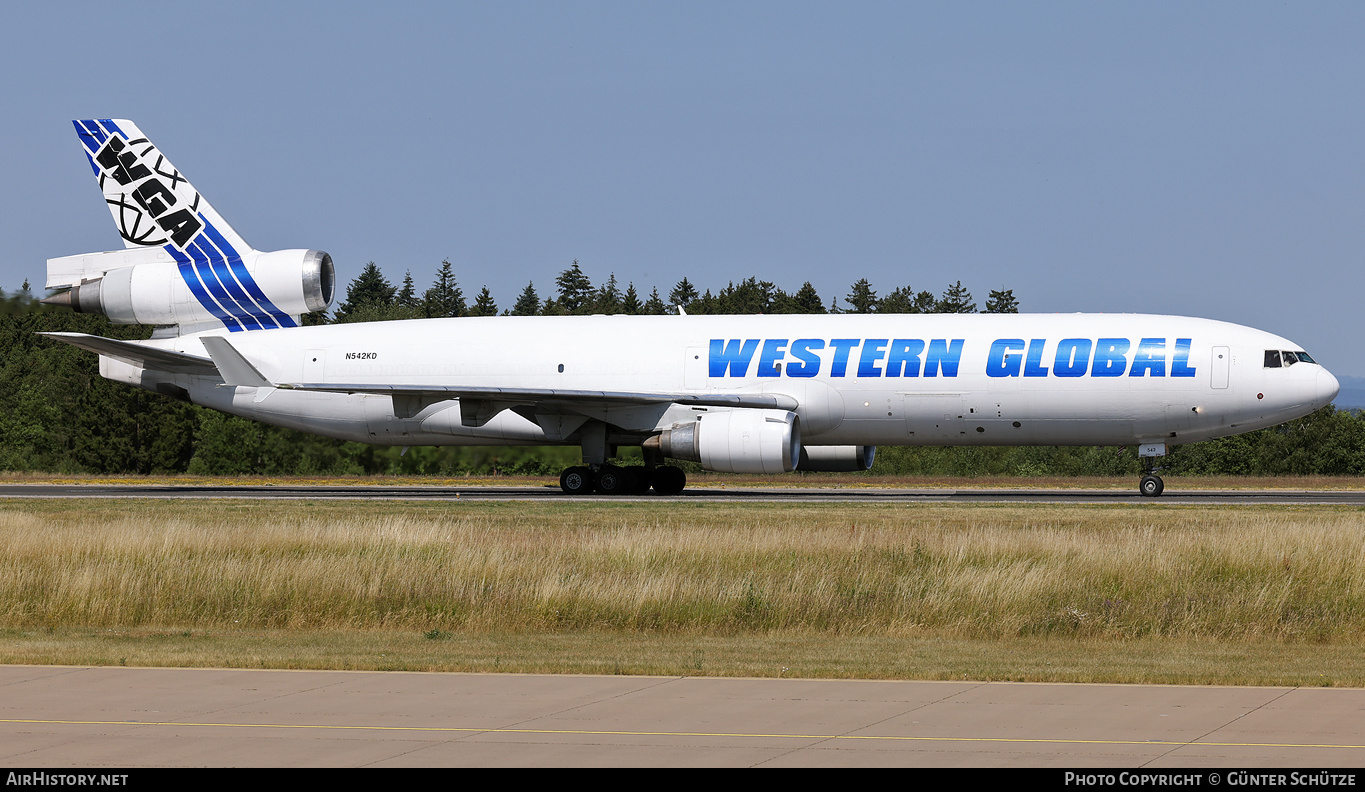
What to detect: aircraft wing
<box><xmin>278</xmin><ymin>382</ymin><xmax>798</xmax><ymax>428</ymax></box>
<box><xmin>41</xmin><ymin>332</ymin><xmax>800</xmax><ymax>426</ymax></box>
<box><xmin>40</xmin><ymin>332</ymin><xmax>220</xmax><ymax>376</ymax></box>
<box><xmin>278</xmin><ymin>381</ymin><xmax>799</xmax><ymax>410</ymax></box>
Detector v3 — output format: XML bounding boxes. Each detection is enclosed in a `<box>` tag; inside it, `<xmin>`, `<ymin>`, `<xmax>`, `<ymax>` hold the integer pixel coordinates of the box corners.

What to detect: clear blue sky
<box><xmin>3</xmin><ymin>2</ymin><xmax>1363</xmax><ymax>373</ymax></box>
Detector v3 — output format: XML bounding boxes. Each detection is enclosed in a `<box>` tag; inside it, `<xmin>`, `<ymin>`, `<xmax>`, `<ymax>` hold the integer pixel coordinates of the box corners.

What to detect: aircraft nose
<box><xmin>1318</xmin><ymin>367</ymin><xmax>1341</xmax><ymax>409</ymax></box>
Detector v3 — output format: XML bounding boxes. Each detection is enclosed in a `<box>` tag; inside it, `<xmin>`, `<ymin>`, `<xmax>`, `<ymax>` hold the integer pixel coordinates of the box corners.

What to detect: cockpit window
<box><xmin>1266</xmin><ymin>350</ymin><xmax>1318</xmax><ymax>368</ymax></box>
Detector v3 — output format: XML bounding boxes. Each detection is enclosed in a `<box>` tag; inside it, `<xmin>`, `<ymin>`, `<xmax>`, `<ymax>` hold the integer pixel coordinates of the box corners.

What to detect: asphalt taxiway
<box><xmin>1</xmin><ymin>666</ymin><xmax>1362</xmax><ymax>767</ymax></box>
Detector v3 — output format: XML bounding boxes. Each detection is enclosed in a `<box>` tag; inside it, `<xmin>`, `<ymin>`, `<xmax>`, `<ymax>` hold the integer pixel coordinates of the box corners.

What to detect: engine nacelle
<box><xmin>46</xmin><ymin>248</ymin><xmax>334</xmax><ymax>330</ymax></box>
<box><xmin>654</xmin><ymin>409</ymin><xmax>801</xmax><ymax>474</ymax></box>
<box><xmin>797</xmin><ymin>445</ymin><xmax>877</xmax><ymax>472</ymax></box>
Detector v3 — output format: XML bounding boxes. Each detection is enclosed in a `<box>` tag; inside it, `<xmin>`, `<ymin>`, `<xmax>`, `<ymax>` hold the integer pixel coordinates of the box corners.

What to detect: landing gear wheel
<box><xmin>1139</xmin><ymin>474</ymin><xmax>1164</xmax><ymax>497</ymax></box>
<box><xmin>560</xmin><ymin>466</ymin><xmax>595</xmax><ymax>495</ymax></box>
<box><xmin>595</xmin><ymin>466</ymin><xmax>632</xmax><ymax>495</ymax></box>
<box><xmin>651</xmin><ymin>466</ymin><xmax>687</xmax><ymax>496</ymax></box>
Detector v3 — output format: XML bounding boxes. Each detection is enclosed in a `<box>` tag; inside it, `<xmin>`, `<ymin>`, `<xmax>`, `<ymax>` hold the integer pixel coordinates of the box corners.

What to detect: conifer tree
<box><xmin>713</xmin><ymin>278</ymin><xmax>777</xmax><ymax>314</ymax></box>
<box><xmin>668</xmin><ymin>277</ymin><xmax>698</xmax><ymax>311</ymax></box>
<box><xmin>938</xmin><ymin>280</ymin><xmax>976</xmax><ymax>313</ymax></box>
<box><xmin>469</xmin><ymin>286</ymin><xmax>498</xmax><ymax>317</ymax></box>
<box><xmin>332</xmin><ymin>262</ymin><xmax>396</xmax><ymax>323</ymax></box>
<box><xmin>595</xmin><ymin>273</ymin><xmax>623</xmax><ymax>314</ymax></box>
<box><xmin>985</xmin><ymin>288</ymin><xmax>1019</xmax><ymax>314</ymax></box>
<box><xmin>845</xmin><ymin>278</ymin><xmax>878</xmax><ymax>313</ymax></box>
<box><xmin>622</xmin><ymin>283</ymin><xmax>643</xmax><ymax>315</ymax></box>
<box><xmin>511</xmin><ymin>281</ymin><xmax>541</xmax><ymax>316</ymax></box>
<box><xmin>788</xmin><ymin>281</ymin><xmax>826</xmax><ymax>314</ymax></box>
<box><xmin>877</xmin><ymin>285</ymin><xmax>916</xmax><ymax>313</ymax></box>
<box><xmin>643</xmin><ymin>287</ymin><xmax>668</xmax><ymax>315</ymax></box>
<box><xmin>555</xmin><ymin>261</ymin><xmax>594</xmax><ymax>314</ymax></box>
<box><xmin>396</xmin><ymin>271</ymin><xmax>420</xmax><ymax>310</ymax></box>
<box><xmin>911</xmin><ymin>290</ymin><xmax>939</xmax><ymax>313</ymax></box>
<box><xmin>423</xmin><ymin>259</ymin><xmax>466</xmax><ymax>318</ymax></box>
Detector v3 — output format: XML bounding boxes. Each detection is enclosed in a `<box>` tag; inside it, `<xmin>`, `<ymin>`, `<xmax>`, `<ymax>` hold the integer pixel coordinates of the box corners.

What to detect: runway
<box><xmin>1</xmin><ymin>666</ymin><xmax>1362</xmax><ymax>767</ymax></box>
<box><xmin>2</xmin><ymin>482</ymin><xmax>1365</xmax><ymax>504</ymax></box>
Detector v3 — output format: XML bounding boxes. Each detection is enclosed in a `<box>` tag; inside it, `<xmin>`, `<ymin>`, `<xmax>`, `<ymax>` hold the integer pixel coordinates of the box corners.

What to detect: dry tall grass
<box><xmin>2</xmin><ymin>501</ymin><xmax>1363</xmax><ymax>641</ymax></box>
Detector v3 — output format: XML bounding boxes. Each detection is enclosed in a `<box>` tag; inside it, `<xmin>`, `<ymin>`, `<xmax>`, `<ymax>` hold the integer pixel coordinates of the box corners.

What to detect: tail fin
<box><xmin>55</xmin><ymin>120</ymin><xmax>330</xmax><ymax>334</ymax></box>
<box><xmin>73</xmin><ymin>119</ymin><xmax>252</xmax><ymax>255</ymax></box>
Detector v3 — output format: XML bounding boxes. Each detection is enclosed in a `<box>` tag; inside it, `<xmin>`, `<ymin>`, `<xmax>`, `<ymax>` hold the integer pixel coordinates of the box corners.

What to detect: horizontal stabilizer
<box><xmin>40</xmin><ymin>332</ymin><xmax>219</xmax><ymax>376</ymax></box>
<box><xmin>46</xmin><ymin>247</ymin><xmax>171</xmax><ymax>291</ymax></box>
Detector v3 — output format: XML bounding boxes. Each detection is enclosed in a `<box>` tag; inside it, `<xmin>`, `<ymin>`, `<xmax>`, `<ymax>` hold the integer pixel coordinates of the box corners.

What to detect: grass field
<box><xmin>2</xmin><ymin>493</ymin><xmax>1364</xmax><ymax>686</ymax></box>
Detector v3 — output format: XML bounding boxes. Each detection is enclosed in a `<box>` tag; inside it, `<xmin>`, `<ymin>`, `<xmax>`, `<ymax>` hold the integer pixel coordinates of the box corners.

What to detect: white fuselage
<box><xmin>103</xmin><ymin>312</ymin><xmax>1339</xmax><ymax>451</ymax></box>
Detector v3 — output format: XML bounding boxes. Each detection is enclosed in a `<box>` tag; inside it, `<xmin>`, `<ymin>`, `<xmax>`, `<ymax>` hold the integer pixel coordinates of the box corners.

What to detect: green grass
<box><xmin>2</xmin><ymin>497</ymin><xmax>1364</xmax><ymax>685</ymax></box>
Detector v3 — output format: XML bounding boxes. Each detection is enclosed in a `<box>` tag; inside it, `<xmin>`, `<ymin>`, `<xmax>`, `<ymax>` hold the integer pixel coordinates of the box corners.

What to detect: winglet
<box><xmin>200</xmin><ymin>336</ymin><xmax>272</xmax><ymax>387</ymax></box>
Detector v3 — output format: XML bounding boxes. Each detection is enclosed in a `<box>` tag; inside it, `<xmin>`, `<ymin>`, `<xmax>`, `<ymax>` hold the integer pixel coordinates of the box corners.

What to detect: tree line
<box><xmin>325</xmin><ymin>260</ymin><xmax>1021</xmax><ymax>323</ymax></box>
<box><xmin>0</xmin><ymin>262</ymin><xmax>1361</xmax><ymax>478</ymax></box>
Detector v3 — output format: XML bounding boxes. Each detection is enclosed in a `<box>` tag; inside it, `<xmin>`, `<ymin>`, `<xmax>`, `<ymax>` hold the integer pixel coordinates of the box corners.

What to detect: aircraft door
<box><xmin>1211</xmin><ymin>346</ymin><xmax>1229</xmax><ymax>389</ymax></box>
<box><xmin>364</xmin><ymin>393</ymin><xmax>413</xmax><ymax>442</ymax></box>
<box><xmin>904</xmin><ymin>393</ymin><xmax>966</xmax><ymax>441</ymax></box>
<box><xmin>684</xmin><ymin>347</ymin><xmax>707</xmax><ymax>389</ymax></box>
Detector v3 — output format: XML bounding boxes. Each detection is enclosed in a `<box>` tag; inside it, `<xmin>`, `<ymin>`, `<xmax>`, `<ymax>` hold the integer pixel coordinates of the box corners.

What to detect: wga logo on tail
<box><xmin>93</xmin><ymin>133</ymin><xmax>203</xmax><ymax>249</ymax></box>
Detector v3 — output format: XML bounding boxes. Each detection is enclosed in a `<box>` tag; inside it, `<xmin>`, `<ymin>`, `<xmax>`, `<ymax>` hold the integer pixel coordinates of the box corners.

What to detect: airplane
<box><xmin>41</xmin><ymin>119</ymin><xmax>1340</xmax><ymax>497</ymax></box>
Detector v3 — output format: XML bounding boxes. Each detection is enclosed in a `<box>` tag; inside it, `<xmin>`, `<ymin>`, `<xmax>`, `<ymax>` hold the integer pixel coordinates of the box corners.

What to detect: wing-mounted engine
<box><xmin>650</xmin><ymin>409</ymin><xmax>801</xmax><ymax>474</ymax></box>
<box><xmin>44</xmin><ymin>247</ymin><xmax>334</xmax><ymax>331</ymax></box>
<box><xmin>798</xmin><ymin>445</ymin><xmax>876</xmax><ymax>472</ymax></box>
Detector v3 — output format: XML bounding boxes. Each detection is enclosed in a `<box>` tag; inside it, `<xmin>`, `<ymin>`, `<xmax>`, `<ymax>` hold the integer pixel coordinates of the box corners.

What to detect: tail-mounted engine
<box><xmin>649</xmin><ymin>409</ymin><xmax>801</xmax><ymax>474</ymax></box>
<box><xmin>44</xmin><ymin>247</ymin><xmax>334</xmax><ymax>330</ymax></box>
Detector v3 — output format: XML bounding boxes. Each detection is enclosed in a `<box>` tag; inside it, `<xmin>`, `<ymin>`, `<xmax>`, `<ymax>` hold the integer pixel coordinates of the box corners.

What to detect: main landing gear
<box><xmin>559</xmin><ymin>421</ymin><xmax>688</xmax><ymax>495</ymax></box>
<box><xmin>558</xmin><ymin>464</ymin><xmax>688</xmax><ymax>496</ymax></box>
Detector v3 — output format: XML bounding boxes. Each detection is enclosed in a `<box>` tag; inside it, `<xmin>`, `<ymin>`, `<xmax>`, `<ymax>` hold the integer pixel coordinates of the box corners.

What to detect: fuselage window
<box><xmin>1264</xmin><ymin>350</ymin><xmax>1281</xmax><ymax>368</ymax></box>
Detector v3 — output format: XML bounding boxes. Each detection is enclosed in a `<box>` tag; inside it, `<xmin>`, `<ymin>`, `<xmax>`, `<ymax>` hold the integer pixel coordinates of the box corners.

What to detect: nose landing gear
<box><xmin>1137</xmin><ymin>442</ymin><xmax>1167</xmax><ymax>497</ymax></box>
